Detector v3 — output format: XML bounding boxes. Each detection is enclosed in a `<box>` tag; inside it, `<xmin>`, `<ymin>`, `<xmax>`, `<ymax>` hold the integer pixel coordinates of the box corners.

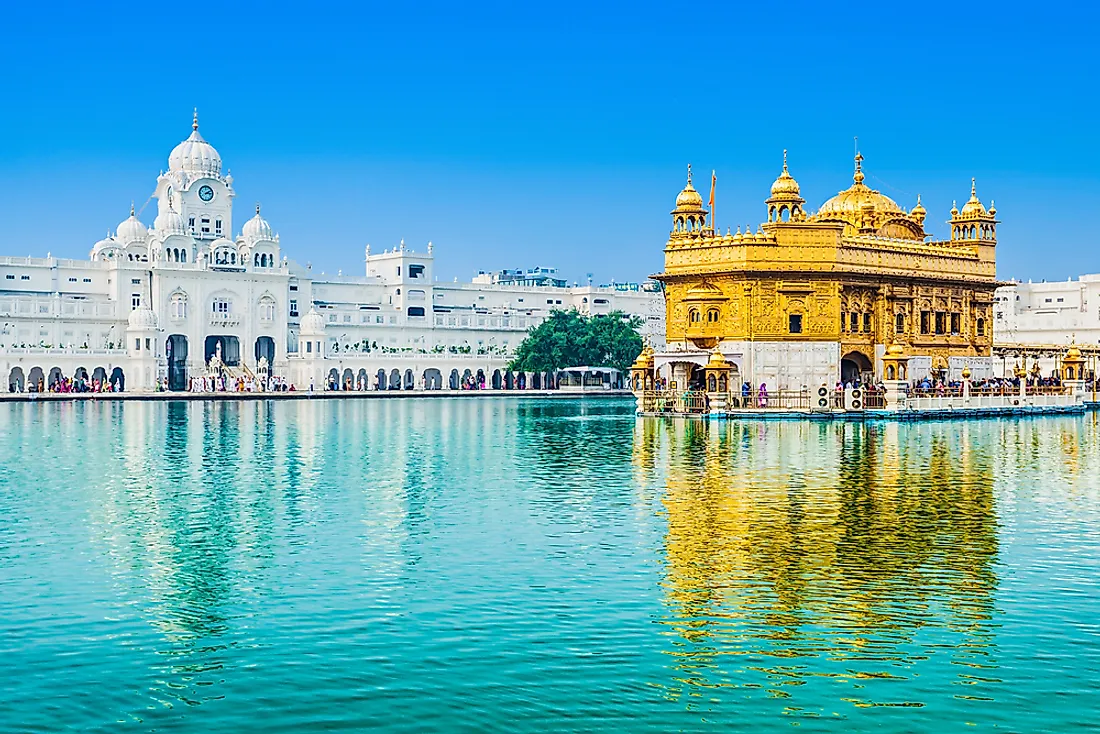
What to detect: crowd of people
<box><xmin>186</xmin><ymin>375</ymin><xmax>292</xmax><ymax>393</ymax></box>
<box><xmin>10</xmin><ymin>376</ymin><xmax>124</xmax><ymax>393</ymax></box>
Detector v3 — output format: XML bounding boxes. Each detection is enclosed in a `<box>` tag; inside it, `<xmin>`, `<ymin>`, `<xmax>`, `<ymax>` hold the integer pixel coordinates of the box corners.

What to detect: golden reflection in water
<box><xmin>636</xmin><ymin>418</ymin><xmax>1000</xmax><ymax>710</ymax></box>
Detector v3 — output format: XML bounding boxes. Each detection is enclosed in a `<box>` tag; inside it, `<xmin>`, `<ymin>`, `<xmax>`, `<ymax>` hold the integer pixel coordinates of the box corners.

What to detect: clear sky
<box><xmin>1</xmin><ymin>1</ymin><xmax>1096</xmax><ymax>285</ymax></box>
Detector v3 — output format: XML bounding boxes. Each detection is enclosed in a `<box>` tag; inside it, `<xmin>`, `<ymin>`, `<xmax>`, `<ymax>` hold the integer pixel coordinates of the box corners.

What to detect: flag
<box><xmin>708</xmin><ymin>170</ymin><xmax>716</xmax><ymax>209</ymax></box>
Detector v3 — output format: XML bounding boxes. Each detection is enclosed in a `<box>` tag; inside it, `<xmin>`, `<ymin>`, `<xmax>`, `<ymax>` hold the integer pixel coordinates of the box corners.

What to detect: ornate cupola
<box><xmin>950</xmin><ymin>178</ymin><xmax>998</xmax><ymax>242</ymax></box>
<box><xmin>766</xmin><ymin>149</ymin><xmax>805</xmax><ymax>222</ymax></box>
<box><xmin>910</xmin><ymin>194</ymin><xmax>927</xmax><ymax>228</ymax></box>
<box><xmin>670</xmin><ymin>164</ymin><xmax>708</xmax><ymax>241</ymax></box>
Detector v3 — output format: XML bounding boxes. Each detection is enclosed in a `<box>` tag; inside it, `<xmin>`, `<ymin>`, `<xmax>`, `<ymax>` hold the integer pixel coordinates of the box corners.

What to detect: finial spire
<box><xmin>130</xmin><ymin>200</ymin><xmax>135</xmax><ymax>217</ymax></box>
<box><xmin>686</xmin><ymin>163</ymin><xmax>693</xmax><ymax>186</ymax></box>
<box><xmin>255</xmin><ymin>202</ymin><xmax>261</xmax><ymax>215</ymax></box>
<box><xmin>971</xmin><ymin>177</ymin><xmax>977</xmax><ymax>197</ymax></box>
<box><xmin>854</xmin><ymin>150</ymin><xmax>865</xmax><ymax>185</ymax></box>
<box><xmin>192</xmin><ymin>108</ymin><xmax>199</xmax><ymax>131</ymax></box>
<box><xmin>782</xmin><ymin>149</ymin><xmax>788</xmax><ymax>173</ymax></box>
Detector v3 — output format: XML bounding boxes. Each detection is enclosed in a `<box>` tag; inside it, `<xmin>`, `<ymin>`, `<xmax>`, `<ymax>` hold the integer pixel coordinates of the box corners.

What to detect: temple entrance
<box><xmin>167</xmin><ymin>334</ymin><xmax>189</xmax><ymax>391</ymax></box>
<box><xmin>668</xmin><ymin>361</ymin><xmax>704</xmax><ymax>390</ymax></box>
<box><xmin>841</xmin><ymin>351</ymin><xmax>873</xmax><ymax>385</ymax></box>
<box><xmin>255</xmin><ymin>336</ymin><xmax>276</xmax><ymax>366</ymax></box>
<box><xmin>205</xmin><ymin>335</ymin><xmax>240</xmax><ymax>366</ymax></box>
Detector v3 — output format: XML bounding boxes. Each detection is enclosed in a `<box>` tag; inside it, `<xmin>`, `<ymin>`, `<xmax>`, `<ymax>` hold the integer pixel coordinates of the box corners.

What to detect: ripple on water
<box><xmin>1</xmin><ymin>400</ymin><xmax>1099</xmax><ymax>731</ymax></box>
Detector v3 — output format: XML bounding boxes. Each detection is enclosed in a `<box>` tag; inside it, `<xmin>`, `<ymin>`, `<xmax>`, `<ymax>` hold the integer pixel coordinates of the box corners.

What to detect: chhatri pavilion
<box><xmin>650</xmin><ymin>152</ymin><xmax>999</xmax><ymax>390</ymax></box>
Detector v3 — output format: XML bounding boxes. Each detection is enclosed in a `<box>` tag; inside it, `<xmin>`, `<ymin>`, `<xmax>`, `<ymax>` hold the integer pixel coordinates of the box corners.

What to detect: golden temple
<box><xmin>652</xmin><ymin>153</ymin><xmax>999</xmax><ymax>388</ymax></box>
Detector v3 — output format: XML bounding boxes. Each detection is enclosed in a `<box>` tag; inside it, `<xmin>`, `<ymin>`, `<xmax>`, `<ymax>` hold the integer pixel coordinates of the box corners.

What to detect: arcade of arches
<box><xmin>321</xmin><ymin>367</ymin><xmax>558</xmax><ymax>392</ymax></box>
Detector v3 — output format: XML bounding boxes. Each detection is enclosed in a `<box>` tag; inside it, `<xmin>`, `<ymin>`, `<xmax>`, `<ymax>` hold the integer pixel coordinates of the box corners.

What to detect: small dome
<box><xmin>960</xmin><ymin>178</ymin><xmax>987</xmax><ymax>216</ymax></box>
<box><xmin>886</xmin><ymin>343</ymin><xmax>905</xmax><ymax>357</ymax></box>
<box><xmin>154</xmin><ymin>205</ymin><xmax>186</xmax><ymax>236</ymax></box>
<box><xmin>300</xmin><ymin>307</ymin><xmax>326</xmax><ymax>335</ymax></box>
<box><xmin>706</xmin><ymin>348</ymin><xmax>729</xmax><ymax>368</ymax></box>
<box><xmin>91</xmin><ymin>234</ymin><xmax>119</xmax><ymax>259</ymax></box>
<box><xmin>910</xmin><ymin>195</ymin><xmax>926</xmax><ymax>217</ymax></box>
<box><xmin>242</xmin><ymin>204</ymin><xmax>274</xmax><ymax>242</ymax></box>
<box><xmin>127</xmin><ymin>304</ymin><xmax>158</xmax><ymax>331</ymax></box>
<box><xmin>210</xmin><ymin>236</ymin><xmax>235</xmax><ymax>250</ymax></box>
<box><xmin>769</xmin><ymin>150</ymin><xmax>801</xmax><ymax>198</ymax></box>
<box><xmin>673</xmin><ymin>165</ymin><xmax>705</xmax><ymax>211</ymax></box>
<box><xmin>630</xmin><ymin>346</ymin><xmax>654</xmax><ymax>370</ymax></box>
<box><xmin>115</xmin><ymin>204</ymin><xmax>148</xmax><ymax>244</ymax></box>
<box><xmin>92</xmin><ymin>234</ymin><xmax>116</xmax><ymax>250</ymax></box>
<box><xmin>167</xmin><ymin>111</ymin><xmax>222</xmax><ymax>176</ymax></box>
<box><xmin>1066</xmin><ymin>345</ymin><xmax>1083</xmax><ymax>360</ymax></box>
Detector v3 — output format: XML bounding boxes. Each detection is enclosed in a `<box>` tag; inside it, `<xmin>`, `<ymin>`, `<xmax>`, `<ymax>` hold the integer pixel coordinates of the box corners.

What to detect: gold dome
<box><xmin>886</xmin><ymin>343</ymin><xmax>905</xmax><ymax>357</ymax></box>
<box><xmin>706</xmin><ymin>347</ymin><xmax>728</xmax><ymax>368</ymax></box>
<box><xmin>911</xmin><ymin>194</ymin><xmax>926</xmax><ymax>216</ymax></box>
<box><xmin>959</xmin><ymin>178</ymin><xmax>988</xmax><ymax>216</ymax></box>
<box><xmin>1065</xmin><ymin>345</ymin><xmax>1082</xmax><ymax>360</ymax></box>
<box><xmin>817</xmin><ymin>153</ymin><xmax>904</xmax><ymax>216</ymax></box>
<box><xmin>770</xmin><ymin>150</ymin><xmax>801</xmax><ymax>198</ymax></box>
<box><xmin>674</xmin><ymin>164</ymin><xmax>705</xmax><ymax>211</ymax></box>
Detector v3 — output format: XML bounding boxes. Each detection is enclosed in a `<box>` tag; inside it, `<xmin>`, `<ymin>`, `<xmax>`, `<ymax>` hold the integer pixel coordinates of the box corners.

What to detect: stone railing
<box><xmin>0</xmin><ymin>346</ymin><xmax>127</xmax><ymax>357</ymax></box>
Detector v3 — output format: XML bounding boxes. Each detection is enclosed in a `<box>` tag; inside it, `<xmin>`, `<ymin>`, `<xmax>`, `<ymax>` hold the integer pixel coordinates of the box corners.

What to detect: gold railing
<box><xmin>641</xmin><ymin>389</ymin><xmax>819</xmax><ymax>412</ymax></box>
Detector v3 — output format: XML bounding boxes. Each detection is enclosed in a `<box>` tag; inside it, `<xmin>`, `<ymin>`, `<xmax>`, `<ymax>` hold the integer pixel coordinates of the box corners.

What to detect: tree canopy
<box><xmin>509</xmin><ymin>309</ymin><xmax>644</xmax><ymax>374</ymax></box>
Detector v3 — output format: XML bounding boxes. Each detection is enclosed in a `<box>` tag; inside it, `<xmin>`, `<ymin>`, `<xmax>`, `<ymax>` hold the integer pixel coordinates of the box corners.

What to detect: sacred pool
<box><xmin>2</xmin><ymin>397</ymin><xmax>1097</xmax><ymax>731</ymax></box>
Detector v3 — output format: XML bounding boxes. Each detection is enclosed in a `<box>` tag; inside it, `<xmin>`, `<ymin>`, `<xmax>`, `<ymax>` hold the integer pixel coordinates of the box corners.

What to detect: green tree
<box><xmin>509</xmin><ymin>309</ymin><xmax>643</xmax><ymax>374</ymax></box>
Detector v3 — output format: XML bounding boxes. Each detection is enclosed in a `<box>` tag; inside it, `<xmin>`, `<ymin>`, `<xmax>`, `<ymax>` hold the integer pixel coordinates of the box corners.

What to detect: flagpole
<box><xmin>709</xmin><ymin>169</ymin><xmax>716</xmax><ymax>232</ymax></box>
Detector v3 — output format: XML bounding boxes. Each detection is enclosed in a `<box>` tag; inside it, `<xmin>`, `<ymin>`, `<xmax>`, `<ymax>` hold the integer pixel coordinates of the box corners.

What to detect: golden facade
<box><xmin>654</xmin><ymin>154</ymin><xmax>999</xmax><ymax>385</ymax></box>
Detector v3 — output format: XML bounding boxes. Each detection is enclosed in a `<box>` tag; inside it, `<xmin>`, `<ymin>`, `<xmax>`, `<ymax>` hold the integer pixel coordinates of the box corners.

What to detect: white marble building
<box><xmin>0</xmin><ymin>115</ymin><xmax>664</xmax><ymax>393</ymax></box>
<box><xmin>993</xmin><ymin>275</ymin><xmax>1100</xmax><ymax>376</ymax></box>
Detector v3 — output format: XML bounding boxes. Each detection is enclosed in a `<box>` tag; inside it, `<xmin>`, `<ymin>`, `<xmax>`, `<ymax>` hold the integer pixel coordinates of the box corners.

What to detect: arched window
<box><xmin>976</xmin><ymin>317</ymin><xmax>986</xmax><ymax>336</ymax></box>
<box><xmin>689</xmin><ymin>308</ymin><xmax>700</xmax><ymax>323</ymax></box>
<box><xmin>895</xmin><ymin>312</ymin><xmax>905</xmax><ymax>333</ymax></box>
<box><xmin>181</xmin><ymin>249</ymin><xmax>188</xmax><ymax>263</ymax></box>
<box><xmin>258</xmin><ymin>296</ymin><xmax>276</xmax><ymax>321</ymax></box>
<box><xmin>706</xmin><ymin>308</ymin><xmax>720</xmax><ymax>323</ymax></box>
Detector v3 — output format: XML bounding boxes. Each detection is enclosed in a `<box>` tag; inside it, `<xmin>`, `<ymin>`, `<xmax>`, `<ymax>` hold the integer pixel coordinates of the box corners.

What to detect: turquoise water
<box><xmin>1</xmin><ymin>398</ymin><xmax>1099</xmax><ymax>732</ymax></box>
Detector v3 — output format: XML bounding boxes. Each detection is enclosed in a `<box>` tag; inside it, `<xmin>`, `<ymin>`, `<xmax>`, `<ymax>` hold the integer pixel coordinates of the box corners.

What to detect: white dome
<box><xmin>300</xmin><ymin>307</ymin><xmax>326</xmax><ymax>335</ymax></box>
<box><xmin>154</xmin><ymin>207</ymin><xmax>186</xmax><ymax>236</ymax></box>
<box><xmin>92</xmin><ymin>234</ymin><xmax>116</xmax><ymax>250</ymax></box>
<box><xmin>168</xmin><ymin>113</ymin><xmax>222</xmax><ymax>176</ymax></box>
<box><xmin>116</xmin><ymin>206</ymin><xmax>148</xmax><ymax>244</ymax></box>
<box><xmin>210</xmin><ymin>236</ymin><xmax>236</xmax><ymax>250</ymax></box>
<box><xmin>127</xmin><ymin>305</ymin><xmax>158</xmax><ymax>331</ymax></box>
<box><xmin>91</xmin><ymin>234</ymin><xmax>119</xmax><ymax>259</ymax></box>
<box><xmin>242</xmin><ymin>204</ymin><xmax>274</xmax><ymax>242</ymax></box>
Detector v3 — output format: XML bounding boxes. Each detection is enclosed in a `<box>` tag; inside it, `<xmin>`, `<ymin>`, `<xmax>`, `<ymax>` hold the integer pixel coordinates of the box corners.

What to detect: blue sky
<box><xmin>1</xmin><ymin>1</ymin><xmax>1097</xmax><ymax>284</ymax></box>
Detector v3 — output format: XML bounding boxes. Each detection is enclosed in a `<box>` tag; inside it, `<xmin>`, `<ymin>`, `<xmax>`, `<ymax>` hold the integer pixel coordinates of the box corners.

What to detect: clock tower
<box><xmin>153</xmin><ymin>110</ymin><xmax>235</xmax><ymax>242</ymax></box>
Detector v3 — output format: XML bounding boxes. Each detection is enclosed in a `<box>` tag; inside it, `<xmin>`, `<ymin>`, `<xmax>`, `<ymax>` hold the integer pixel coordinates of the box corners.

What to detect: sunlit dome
<box><xmin>300</xmin><ymin>307</ymin><xmax>326</xmax><ymax>335</ymax></box>
<box><xmin>242</xmin><ymin>204</ymin><xmax>274</xmax><ymax>242</ymax></box>
<box><xmin>154</xmin><ymin>205</ymin><xmax>186</xmax><ymax>236</ymax></box>
<box><xmin>817</xmin><ymin>154</ymin><xmax>904</xmax><ymax>216</ymax></box>
<box><xmin>167</xmin><ymin>110</ymin><xmax>222</xmax><ymax>176</ymax></box>
<box><xmin>115</xmin><ymin>204</ymin><xmax>147</xmax><ymax>244</ymax></box>
<box><xmin>127</xmin><ymin>304</ymin><xmax>158</xmax><ymax>330</ymax></box>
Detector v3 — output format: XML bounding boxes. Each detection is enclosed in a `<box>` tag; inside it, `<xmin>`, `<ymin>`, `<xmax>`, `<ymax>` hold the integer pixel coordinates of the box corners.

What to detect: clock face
<box><xmin>198</xmin><ymin>185</ymin><xmax>214</xmax><ymax>202</ymax></box>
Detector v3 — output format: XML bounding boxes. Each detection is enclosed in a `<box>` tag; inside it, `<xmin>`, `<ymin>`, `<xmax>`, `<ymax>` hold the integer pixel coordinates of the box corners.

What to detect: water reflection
<box><xmin>639</xmin><ymin>418</ymin><xmax>1000</xmax><ymax>712</ymax></box>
